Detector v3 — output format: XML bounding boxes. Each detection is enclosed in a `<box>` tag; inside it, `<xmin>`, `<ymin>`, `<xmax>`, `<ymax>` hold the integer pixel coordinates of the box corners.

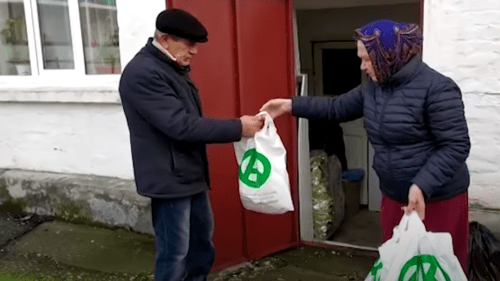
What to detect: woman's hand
<box><xmin>260</xmin><ymin>99</ymin><xmax>292</xmax><ymax>119</ymax></box>
<box><xmin>402</xmin><ymin>184</ymin><xmax>426</xmax><ymax>220</ymax></box>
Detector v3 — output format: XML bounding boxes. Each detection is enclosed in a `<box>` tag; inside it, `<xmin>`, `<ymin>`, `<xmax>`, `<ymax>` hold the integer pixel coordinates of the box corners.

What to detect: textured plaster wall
<box><xmin>0</xmin><ymin>103</ymin><xmax>133</xmax><ymax>179</ymax></box>
<box><xmin>423</xmin><ymin>0</ymin><xmax>500</xmax><ymax>209</ymax></box>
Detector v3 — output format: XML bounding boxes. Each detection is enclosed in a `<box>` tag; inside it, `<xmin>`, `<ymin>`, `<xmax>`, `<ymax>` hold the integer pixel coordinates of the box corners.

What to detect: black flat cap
<box><xmin>156</xmin><ymin>9</ymin><xmax>208</xmax><ymax>43</ymax></box>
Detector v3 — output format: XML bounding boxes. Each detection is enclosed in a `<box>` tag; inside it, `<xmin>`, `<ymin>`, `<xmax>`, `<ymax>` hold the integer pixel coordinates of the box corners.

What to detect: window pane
<box><xmin>0</xmin><ymin>1</ymin><xmax>31</xmax><ymax>76</ymax></box>
<box><xmin>37</xmin><ymin>0</ymin><xmax>75</xmax><ymax>69</ymax></box>
<box><xmin>79</xmin><ymin>0</ymin><xmax>121</xmax><ymax>75</ymax></box>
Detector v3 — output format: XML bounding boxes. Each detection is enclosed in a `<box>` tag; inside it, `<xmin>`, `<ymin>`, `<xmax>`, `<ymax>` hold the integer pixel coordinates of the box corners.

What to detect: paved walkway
<box><xmin>0</xmin><ymin>209</ymin><xmax>498</xmax><ymax>280</ymax></box>
<box><xmin>0</xmin><ymin>214</ymin><xmax>377</xmax><ymax>281</ymax></box>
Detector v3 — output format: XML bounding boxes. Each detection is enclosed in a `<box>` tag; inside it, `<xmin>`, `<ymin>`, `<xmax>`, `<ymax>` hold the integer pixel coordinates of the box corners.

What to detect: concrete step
<box><xmin>470</xmin><ymin>209</ymin><xmax>500</xmax><ymax>238</ymax></box>
<box><xmin>0</xmin><ymin>170</ymin><xmax>153</xmax><ymax>235</ymax></box>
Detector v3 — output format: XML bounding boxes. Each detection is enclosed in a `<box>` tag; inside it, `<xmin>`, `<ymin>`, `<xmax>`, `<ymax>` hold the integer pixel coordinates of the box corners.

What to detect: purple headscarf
<box><xmin>355</xmin><ymin>20</ymin><xmax>423</xmax><ymax>83</ymax></box>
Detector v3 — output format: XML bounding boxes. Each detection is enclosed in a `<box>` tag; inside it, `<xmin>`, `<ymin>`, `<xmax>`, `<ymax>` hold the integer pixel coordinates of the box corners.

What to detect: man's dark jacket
<box><xmin>119</xmin><ymin>38</ymin><xmax>242</xmax><ymax>198</ymax></box>
<box><xmin>293</xmin><ymin>58</ymin><xmax>470</xmax><ymax>203</ymax></box>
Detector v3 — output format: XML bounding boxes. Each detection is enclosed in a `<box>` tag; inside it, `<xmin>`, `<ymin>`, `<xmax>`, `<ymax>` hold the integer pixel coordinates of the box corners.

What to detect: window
<box><xmin>0</xmin><ymin>0</ymin><xmax>121</xmax><ymax>76</ymax></box>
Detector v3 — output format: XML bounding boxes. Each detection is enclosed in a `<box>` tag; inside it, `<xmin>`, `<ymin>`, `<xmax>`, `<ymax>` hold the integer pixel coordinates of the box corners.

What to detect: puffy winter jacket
<box><xmin>119</xmin><ymin>38</ymin><xmax>242</xmax><ymax>199</ymax></box>
<box><xmin>293</xmin><ymin>57</ymin><xmax>470</xmax><ymax>203</ymax></box>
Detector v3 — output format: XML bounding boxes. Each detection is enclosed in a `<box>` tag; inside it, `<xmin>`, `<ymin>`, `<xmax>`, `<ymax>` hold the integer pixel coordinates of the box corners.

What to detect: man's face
<box><xmin>357</xmin><ymin>41</ymin><xmax>377</xmax><ymax>82</ymax></box>
<box><xmin>163</xmin><ymin>35</ymin><xmax>198</xmax><ymax>67</ymax></box>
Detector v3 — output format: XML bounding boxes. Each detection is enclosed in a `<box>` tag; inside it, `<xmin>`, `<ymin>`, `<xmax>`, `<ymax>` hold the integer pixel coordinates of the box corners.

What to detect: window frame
<box><xmin>0</xmin><ymin>0</ymin><xmax>121</xmax><ymax>94</ymax></box>
<box><xmin>0</xmin><ymin>0</ymin><xmax>121</xmax><ymax>102</ymax></box>
<box><xmin>28</xmin><ymin>0</ymin><xmax>87</xmax><ymax>76</ymax></box>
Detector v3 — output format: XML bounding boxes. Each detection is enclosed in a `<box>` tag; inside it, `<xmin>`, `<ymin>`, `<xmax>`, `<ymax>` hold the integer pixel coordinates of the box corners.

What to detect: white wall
<box><xmin>117</xmin><ymin>0</ymin><xmax>165</xmax><ymax>69</ymax></box>
<box><xmin>423</xmin><ymin>0</ymin><xmax>500</xmax><ymax>209</ymax></box>
<box><xmin>0</xmin><ymin>102</ymin><xmax>132</xmax><ymax>178</ymax></box>
<box><xmin>0</xmin><ymin>1</ymin><xmax>166</xmax><ymax>179</ymax></box>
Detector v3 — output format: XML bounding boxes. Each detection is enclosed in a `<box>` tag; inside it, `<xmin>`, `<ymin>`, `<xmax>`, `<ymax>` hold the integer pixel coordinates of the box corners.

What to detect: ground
<box><xmin>0</xmin><ymin>211</ymin><xmax>377</xmax><ymax>281</ymax></box>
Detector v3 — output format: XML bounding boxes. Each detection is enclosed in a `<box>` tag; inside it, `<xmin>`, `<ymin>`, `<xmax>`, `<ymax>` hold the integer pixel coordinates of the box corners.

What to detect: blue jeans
<box><xmin>151</xmin><ymin>191</ymin><xmax>215</xmax><ymax>281</ymax></box>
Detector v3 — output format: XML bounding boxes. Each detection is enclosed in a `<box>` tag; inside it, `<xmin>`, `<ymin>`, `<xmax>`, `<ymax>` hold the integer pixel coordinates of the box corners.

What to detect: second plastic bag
<box><xmin>365</xmin><ymin>212</ymin><xmax>467</xmax><ymax>281</ymax></box>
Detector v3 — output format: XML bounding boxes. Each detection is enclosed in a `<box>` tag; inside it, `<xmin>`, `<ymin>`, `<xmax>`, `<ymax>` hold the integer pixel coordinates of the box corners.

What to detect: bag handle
<box><xmin>257</xmin><ymin>111</ymin><xmax>277</xmax><ymax>138</ymax></box>
<box><xmin>391</xmin><ymin>212</ymin><xmax>427</xmax><ymax>242</ymax></box>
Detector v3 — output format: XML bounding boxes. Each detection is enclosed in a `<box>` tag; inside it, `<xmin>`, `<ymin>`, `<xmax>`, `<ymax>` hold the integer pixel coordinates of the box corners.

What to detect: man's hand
<box><xmin>402</xmin><ymin>184</ymin><xmax>426</xmax><ymax>220</ymax></box>
<box><xmin>240</xmin><ymin>115</ymin><xmax>264</xmax><ymax>138</ymax></box>
<box><xmin>260</xmin><ymin>99</ymin><xmax>292</xmax><ymax>119</ymax></box>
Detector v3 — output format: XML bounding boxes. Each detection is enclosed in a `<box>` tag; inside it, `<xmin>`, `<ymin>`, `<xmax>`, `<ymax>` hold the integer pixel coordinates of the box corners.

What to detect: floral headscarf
<box><xmin>355</xmin><ymin>20</ymin><xmax>423</xmax><ymax>83</ymax></box>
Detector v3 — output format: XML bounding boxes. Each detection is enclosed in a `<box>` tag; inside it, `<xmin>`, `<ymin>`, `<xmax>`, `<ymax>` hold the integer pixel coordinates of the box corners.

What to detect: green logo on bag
<box><xmin>369</xmin><ymin>259</ymin><xmax>383</xmax><ymax>281</ymax></box>
<box><xmin>399</xmin><ymin>255</ymin><xmax>451</xmax><ymax>281</ymax></box>
<box><xmin>239</xmin><ymin>148</ymin><xmax>271</xmax><ymax>188</ymax></box>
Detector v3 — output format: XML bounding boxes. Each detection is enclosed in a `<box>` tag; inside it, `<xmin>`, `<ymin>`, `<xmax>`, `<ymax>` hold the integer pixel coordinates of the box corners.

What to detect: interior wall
<box><xmin>296</xmin><ymin>3</ymin><xmax>420</xmax><ymax>96</ymax></box>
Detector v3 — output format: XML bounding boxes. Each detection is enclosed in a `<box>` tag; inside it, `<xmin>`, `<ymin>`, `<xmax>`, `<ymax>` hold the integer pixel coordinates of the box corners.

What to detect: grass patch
<box><xmin>0</xmin><ymin>198</ymin><xmax>28</xmax><ymax>213</ymax></box>
<box><xmin>54</xmin><ymin>202</ymin><xmax>110</xmax><ymax>230</ymax></box>
<box><xmin>0</xmin><ymin>180</ymin><xmax>29</xmax><ymax>214</ymax></box>
<box><xmin>0</xmin><ymin>253</ymin><xmax>153</xmax><ymax>281</ymax></box>
<box><xmin>0</xmin><ymin>274</ymin><xmax>62</xmax><ymax>281</ymax></box>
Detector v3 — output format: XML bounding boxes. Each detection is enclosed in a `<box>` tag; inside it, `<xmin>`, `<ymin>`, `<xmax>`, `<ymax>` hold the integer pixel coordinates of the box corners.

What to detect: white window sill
<box><xmin>0</xmin><ymin>75</ymin><xmax>122</xmax><ymax>104</ymax></box>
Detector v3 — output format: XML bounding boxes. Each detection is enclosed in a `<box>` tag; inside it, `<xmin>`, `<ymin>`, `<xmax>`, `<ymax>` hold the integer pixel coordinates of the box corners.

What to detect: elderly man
<box><xmin>119</xmin><ymin>9</ymin><xmax>263</xmax><ymax>281</ymax></box>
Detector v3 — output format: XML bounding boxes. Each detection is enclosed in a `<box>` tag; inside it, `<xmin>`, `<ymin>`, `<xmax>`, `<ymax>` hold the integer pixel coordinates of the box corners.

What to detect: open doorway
<box><xmin>294</xmin><ymin>0</ymin><xmax>421</xmax><ymax>250</ymax></box>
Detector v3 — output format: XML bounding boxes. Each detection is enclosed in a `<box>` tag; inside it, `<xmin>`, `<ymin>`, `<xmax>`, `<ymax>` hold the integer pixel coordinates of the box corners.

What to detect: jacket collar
<box><xmin>152</xmin><ymin>38</ymin><xmax>177</xmax><ymax>61</ymax></box>
<box><xmin>145</xmin><ymin>37</ymin><xmax>191</xmax><ymax>75</ymax></box>
<box><xmin>383</xmin><ymin>56</ymin><xmax>423</xmax><ymax>87</ymax></box>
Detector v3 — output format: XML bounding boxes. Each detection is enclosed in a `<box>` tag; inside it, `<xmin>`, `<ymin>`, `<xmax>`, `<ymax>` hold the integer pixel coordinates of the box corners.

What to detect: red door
<box><xmin>167</xmin><ymin>0</ymin><xmax>299</xmax><ymax>271</ymax></box>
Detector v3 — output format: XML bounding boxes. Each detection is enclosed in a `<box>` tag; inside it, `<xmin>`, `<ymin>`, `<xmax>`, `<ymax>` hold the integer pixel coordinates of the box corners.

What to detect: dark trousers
<box><xmin>151</xmin><ymin>191</ymin><xmax>215</xmax><ymax>281</ymax></box>
<box><xmin>380</xmin><ymin>192</ymin><xmax>469</xmax><ymax>273</ymax></box>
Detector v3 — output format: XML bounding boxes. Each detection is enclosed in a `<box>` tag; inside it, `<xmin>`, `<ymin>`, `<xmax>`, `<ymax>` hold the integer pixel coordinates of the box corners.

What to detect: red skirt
<box><xmin>380</xmin><ymin>192</ymin><xmax>469</xmax><ymax>273</ymax></box>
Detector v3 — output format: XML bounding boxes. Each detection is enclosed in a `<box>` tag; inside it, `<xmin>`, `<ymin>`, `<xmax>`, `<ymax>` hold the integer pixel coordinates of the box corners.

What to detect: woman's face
<box><xmin>357</xmin><ymin>41</ymin><xmax>377</xmax><ymax>82</ymax></box>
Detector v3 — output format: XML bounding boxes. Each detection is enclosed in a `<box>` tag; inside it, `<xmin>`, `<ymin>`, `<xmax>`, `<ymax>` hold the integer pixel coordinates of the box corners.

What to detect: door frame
<box><xmin>312</xmin><ymin>41</ymin><xmax>381</xmax><ymax>209</ymax></box>
<box><xmin>313</xmin><ymin>41</ymin><xmax>359</xmax><ymax>97</ymax></box>
<box><xmin>295</xmin><ymin>0</ymin><xmax>425</xmax><ymax>252</ymax></box>
<box><xmin>296</xmin><ymin>71</ymin><xmax>378</xmax><ymax>251</ymax></box>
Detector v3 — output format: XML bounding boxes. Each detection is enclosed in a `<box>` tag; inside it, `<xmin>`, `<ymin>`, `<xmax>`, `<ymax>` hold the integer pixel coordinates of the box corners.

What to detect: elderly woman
<box><xmin>261</xmin><ymin>20</ymin><xmax>470</xmax><ymax>272</ymax></box>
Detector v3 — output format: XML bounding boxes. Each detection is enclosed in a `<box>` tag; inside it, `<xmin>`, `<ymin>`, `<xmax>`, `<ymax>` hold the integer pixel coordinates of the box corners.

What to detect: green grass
<box><xmin>0</xmin><ymin>253</ymin><xmax>153</xmax><ymax>281</ymax></box>
<box><xmin>0</xmin><ymin>274</ymin><xmax>62</xmax><ymax>281</ymax></box>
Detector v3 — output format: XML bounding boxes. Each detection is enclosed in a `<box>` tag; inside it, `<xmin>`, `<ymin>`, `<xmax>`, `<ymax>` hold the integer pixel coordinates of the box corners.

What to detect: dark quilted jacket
<box><xmin>119</xmin><ymin>38</ymin><xmax>242</xmax><ymax>199</ymax></box>
<box><xmin>293</xmin><ymin>57</ymin><xmax>470</xmax><ymax>203</ymax></box>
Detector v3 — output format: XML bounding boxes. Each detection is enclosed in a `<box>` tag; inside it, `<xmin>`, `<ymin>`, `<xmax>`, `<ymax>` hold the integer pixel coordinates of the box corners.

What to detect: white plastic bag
<box><xmin>233</xmin><ymin>112</ymin><xmax>294</xmax><ymax>214</ymax></box>
<box><xmin>365</xmin><ymin>212</ymin><xmax>467</xmax><ymax>281</ymax></box>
